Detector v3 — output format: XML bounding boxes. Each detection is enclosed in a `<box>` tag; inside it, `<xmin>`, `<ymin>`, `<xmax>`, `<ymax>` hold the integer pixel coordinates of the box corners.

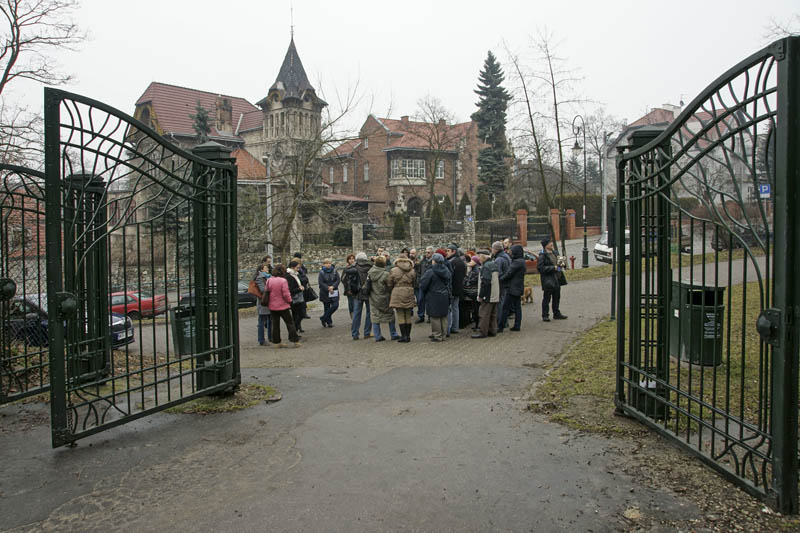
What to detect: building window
<box><xmin>329</xmin><ymin>166</ymin><xmax>334</xmax><ymax>183</ymax></box>
<box><xmin>363</xmin><ymin>162</ymin><xmax>369</xmax><ymax>182</ymax></box>
<box><xmin>363</xmin><ymin>137</ymin><xmax>368</xmax><ymax>149</ymax></box>
<box><xmin>391</xmin><ymin>158</ymin><xmax>426</xmax><ymax>179</ymax></box>
<box><xmin>342</xmin><ymin>163</ymin><xmax>348</xmax><ymax>183</ymax></box>
<box><xmin>435</xmin><ymin>160</ymin><xmax>444</xmax><ymax>179</ymax></box>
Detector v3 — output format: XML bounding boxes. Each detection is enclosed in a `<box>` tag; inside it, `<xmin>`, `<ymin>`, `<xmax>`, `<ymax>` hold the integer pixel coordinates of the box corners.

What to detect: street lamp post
<box><xmin>572</xmin><ymin>115</ymin><xmax>589</xmax><ymax>268</ymax></box>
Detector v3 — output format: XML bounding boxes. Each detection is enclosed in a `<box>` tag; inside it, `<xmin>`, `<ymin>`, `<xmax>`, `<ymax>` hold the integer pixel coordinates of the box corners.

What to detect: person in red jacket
<box><xmin>266</xmin><ymin>264</ymin><xmax>301</xmax><ymax>347</ymax></box>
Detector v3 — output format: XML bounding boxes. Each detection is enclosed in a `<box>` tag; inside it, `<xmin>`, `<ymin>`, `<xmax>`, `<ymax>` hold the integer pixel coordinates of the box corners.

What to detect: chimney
<box><xmin>215</xmin><ymin>96</ymin><xmax>233</xmax><ymax>134</ymax></box>
<box><xmin>400</xmin><ymin>115</ymin><xmax>409</xmax><ymax>126</ymax></box>
<box><xmin>438</xmin><ymin>118</ymin><xmax>446</xmax><ymax>128</ymax></box>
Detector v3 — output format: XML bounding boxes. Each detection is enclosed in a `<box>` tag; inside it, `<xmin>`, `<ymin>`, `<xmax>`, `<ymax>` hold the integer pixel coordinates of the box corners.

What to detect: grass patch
<box><xmin>164</xmin><ymin>383</ymin><xmax>280</xmax><ymax>414</ymax></box>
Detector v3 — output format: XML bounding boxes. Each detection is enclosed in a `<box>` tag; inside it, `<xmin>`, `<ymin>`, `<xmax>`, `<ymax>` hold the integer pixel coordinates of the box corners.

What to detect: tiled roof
<box><xmin>378</xmin><ymin>117</ymin><xmax>473</xmax><ymax>151</ymax></box>
<box><xmin>269</xmin><ymin>38</ymin><xmax>314</xmax><ymax>99</ymax></box>
<box><xmin>135</xmin><ymin>82</ymin><xmax>261</xmax><ymax>139</ymax></box>
<box><xmin>322</xmin><ymin>138</ymin><xmax>361</xmax><ymax>159</ymax></box>
<box><xmin>231</xmin><ymin>148</ymin><xmax>266</xmax><ymax>179</ymax></box>
<box><xmin>629</xmin><ymin>108</ymin><xmax>676</xmax><ymax>128</ymax></box>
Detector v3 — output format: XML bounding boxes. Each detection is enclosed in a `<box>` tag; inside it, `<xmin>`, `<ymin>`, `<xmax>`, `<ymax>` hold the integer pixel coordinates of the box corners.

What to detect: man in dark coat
<box><xmin>415</xmin><ymin>246</ymin><xmax>433</xmax><ymax>323</ymax></box>
<box><xmin>498</xmin><ymin>244</ymin><xmax>526</xmax><ymax>332</ymax></box>
<box><xmin>538</xmin><ymin>238</ymin><xmax>568</xmax><ymax>322</ymax></box>
<box><xmin>446</xmin><ymin>244</ymin><xmax>466</xmax><ymax>335</ymax></box>
<box><xmin>293</xmin><ymin>252</ymin><xmax>311</xmax><ymax>319</ymax></box>
<box><xmin>349</xmin><ymin>252</ymin><xmax>374</xmax><ymax>339</ymax></box>
<box><xmin>317</xmin><ymin>258</ymin><xmax>340</xmax><ymax>328</ymax></box>
<box><xmin>492</xmin><ymin>241</ymin><xmax>511</xmax><ymax>329</ymax></box>
<box><xmin>419</xmin><ymin>253</ymin><xmax>452</xmax><ymax>342</ymax></box>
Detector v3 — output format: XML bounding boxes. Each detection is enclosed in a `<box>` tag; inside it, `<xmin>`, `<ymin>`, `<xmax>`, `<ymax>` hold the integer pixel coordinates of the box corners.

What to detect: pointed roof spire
<box><xmin>270</xmin><ymin>38</ymin><xmax>314</xmax><ymax>99</ymax></box>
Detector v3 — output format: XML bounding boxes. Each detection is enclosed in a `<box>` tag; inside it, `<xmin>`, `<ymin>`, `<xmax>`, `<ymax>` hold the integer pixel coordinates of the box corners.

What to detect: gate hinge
<box><xmin>756</xmin><ymin>308</ymin><xmax>781</xmax><ymax>347</ymax></box>
<box><xmin>56</xmin><ymin>292</ymin><xmax>78</xmax><ymax>319</ymax></box>
<box><xmin>771</xmin><ymin>40</ymin><xmax>786</xmax><ymax>61</ymax></box>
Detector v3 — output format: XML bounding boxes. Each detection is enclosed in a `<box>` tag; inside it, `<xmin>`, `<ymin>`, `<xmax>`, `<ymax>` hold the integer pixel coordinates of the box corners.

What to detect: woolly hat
<box><xmin>541</xmin><ymin>237</ymin><xmax>551</xmax><ymax>248</ymax></box>
<box><xmin>355</xmin><ymin>252</ymin><xmax>368</xmax><ymax>261</ymax></box>
<box><xmin>491</xmin><ymin>241</ymin><xmax>503</xmax><ymax>252</ymax></box>
<box><xmin>447</xmin><ymin>244</ymin><xmax>458</xmax><ymax>252</ymax></box>
<box><xmin>435</xmin><ymin>248</ymin><xmax>448</xmax><ymax>257</ymax></box>
<box><xmin>374</xmin><ymin>255</ymin><xmax>386</xmax><ymax>267</ymax></box>
<box><xmin>470</xmin><ymin>255</ymin><xmax>481</xmax><ymax>266</ymax></box>
<box><xmin>293</xmin><ymin>252</ymin><xmax>303</xmax><ymax>259</ymax></box>
<box><xmin>432</xmin><ymin>253</ymin><xmax>445</xmax><ymax>263</ymax></box>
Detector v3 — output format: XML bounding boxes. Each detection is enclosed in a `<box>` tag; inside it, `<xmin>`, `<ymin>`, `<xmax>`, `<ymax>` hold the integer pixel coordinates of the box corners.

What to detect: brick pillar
<box><xmin>352</xmin><ymin>223</ymin><xmax>363</xmax><ymax>255</ymax></box>
<box><xmin>550</xmin><ymin>208</ymin><xmax>560</xmax><ymax>242</ymax></box>
<box><xmin>566</xmin><ymin>209</ymin><xmax>577</xmax><ymax>240</ymax></box>
<box><xmin>410</xmin><ymin>216</ymin><xmax>421</xmax><ymax>250</ymax></box>
<box><xmin>463</xmin><ymin>218</ymin><xmax>476</xmax><ymax>251</ymax></box>
<box><xmin>516</xmin><ymin>209</ymin><xmax>528</xmax><ymax>247</ymax></box>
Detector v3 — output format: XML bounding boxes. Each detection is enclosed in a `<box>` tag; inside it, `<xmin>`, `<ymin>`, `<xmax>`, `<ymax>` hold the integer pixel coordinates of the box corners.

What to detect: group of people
<box><xmin>250</xmin><ymin>238</ymin><xmax>567</xmax><ymax>347</ymax></box>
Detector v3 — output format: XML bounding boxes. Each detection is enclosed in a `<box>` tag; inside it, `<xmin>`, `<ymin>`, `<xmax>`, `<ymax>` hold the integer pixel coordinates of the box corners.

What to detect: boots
<box><xmin>398</xmin><ymin>323</ymin><xmax>411</xmax><ymax>343</ymax></box>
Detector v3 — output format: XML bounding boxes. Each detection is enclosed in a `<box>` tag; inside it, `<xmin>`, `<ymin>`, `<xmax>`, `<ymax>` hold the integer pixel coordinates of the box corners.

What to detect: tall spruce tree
<box><xmin>190</xmin><ymin>101</ymin><xmax>211</xmax><ymax>143</ymax></box>
<box><xmin>472</xmin><ymin>51</ymin><xmax>511</xmax><ymax>197</ymax></box>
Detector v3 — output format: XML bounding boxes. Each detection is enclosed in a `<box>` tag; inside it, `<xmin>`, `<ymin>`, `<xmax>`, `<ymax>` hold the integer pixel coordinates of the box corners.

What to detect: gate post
<box><xmin>772</xmin><ymin>35</ymin><xmax>800</xmax><ymax>515</ymax></box>
<box><xmin>352</xmin><ymin>222</ymin><xmax>363</xmax><ymax>254</ymax></box>
<box><xmin>191</xmin><ymin>141</ymin><xmax>239</xmax><ymax>390</ymax></box>
<box><xmin>410</xmin><ymin>216</ymin><xmax>421</xmax><ymax>250</ymax></box>
<box><xmin>516</xmin><ymin>209</ymin><xmax>527</xmax><ymax>247</ymax></box>
<box><xmin>463</xmin><ymin>217</ymin><xmax>476</xmax><ymax>251</ymax></box>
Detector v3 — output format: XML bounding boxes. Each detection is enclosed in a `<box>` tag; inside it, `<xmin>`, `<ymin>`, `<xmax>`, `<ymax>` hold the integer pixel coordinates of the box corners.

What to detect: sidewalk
<box><xmin>1</xmin><ymin>276</ymin><xmax>704</xmax><ymax>531</ymax></box>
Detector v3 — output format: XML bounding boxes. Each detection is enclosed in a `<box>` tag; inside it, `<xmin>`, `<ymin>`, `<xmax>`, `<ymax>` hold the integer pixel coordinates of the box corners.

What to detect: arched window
<box><xmin>407</xmin><ymin>197</ymin><xmax>422</xmax><ymax>217</ymax></box>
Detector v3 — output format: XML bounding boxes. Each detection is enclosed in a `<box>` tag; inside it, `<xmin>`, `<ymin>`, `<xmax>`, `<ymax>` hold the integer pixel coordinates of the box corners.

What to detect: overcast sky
<box><xmin>8</xmin><ymin>0</ymin><xmax>799</xmax><ymax>134</ymax></box>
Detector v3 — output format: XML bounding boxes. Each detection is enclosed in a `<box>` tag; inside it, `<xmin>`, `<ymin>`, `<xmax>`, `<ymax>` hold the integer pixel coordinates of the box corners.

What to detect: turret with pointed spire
<box><xmin>257</xmin><ymin>37</ymin><xmax>326</xmax><ymax>144</ymax></box>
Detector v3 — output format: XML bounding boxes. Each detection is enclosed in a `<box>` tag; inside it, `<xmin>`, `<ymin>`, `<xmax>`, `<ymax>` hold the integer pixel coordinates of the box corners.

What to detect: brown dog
<box><xmin>522</xmin><ymin>286</ymin><xmax>533</xmax><ymax>305</ymax></box>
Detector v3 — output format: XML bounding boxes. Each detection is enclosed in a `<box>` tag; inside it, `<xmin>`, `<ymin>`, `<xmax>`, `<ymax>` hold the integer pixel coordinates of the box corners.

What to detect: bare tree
<box><xmin>763</xmin><ymin>14</ymin><xmax>800</xmax><ymax>40</ymax></box>
<box><xmin>0</xmin><ymin>0</ymin><xmax>84</xmax><ymax>167</ymax></box>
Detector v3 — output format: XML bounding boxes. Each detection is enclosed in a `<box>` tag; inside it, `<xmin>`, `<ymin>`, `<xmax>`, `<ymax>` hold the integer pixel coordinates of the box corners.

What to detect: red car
<box><xmin>110</xmin><ymin>291</ymin><xmax>167</xmax><ymax>319</ymax></box>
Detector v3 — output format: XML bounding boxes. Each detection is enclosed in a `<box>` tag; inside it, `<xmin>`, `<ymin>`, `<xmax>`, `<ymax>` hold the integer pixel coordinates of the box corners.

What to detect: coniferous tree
<box><xmin>493</xmin><ymin>195</ymin><xmax>509</xmax><ymax>218</ymax></box>
<box><xmin>430</xmin><ymin>201</ymin><xmax>445</xmax><ymax>233</ymax></box>
<box><xmin>190</xmin><ymin>101</ymin><xmax>211</xmax><ymax>143</ymax></box>
<box><xmin>441</xmin><ymin>194</ymin><xmax>454</xmax><ymax>219</ymax></box>
<box><xmin>475</xmin><ymin>190</ymin><xmax>492</xmax><ymax>220</ymax></box>
<box><xmin>393</xmin><ymin>214</ymin><xmax>406</xmax><ymax>239</ymax></box>
<box><xmin>472</xmin><ymin>51</ymin><xmax>511</xmax><ymax>197</ymax></box>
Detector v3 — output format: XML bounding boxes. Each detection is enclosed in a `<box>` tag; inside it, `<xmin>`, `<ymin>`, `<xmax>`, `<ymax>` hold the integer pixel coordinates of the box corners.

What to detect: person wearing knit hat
<box><xmin>419</xmin><ymin>252</ymin><xmax>452</xmax><ymax>341</ymax></box>
<box><xmin>491</xmin><ymin>240</ymin><xmax>512</xmax><ymax>330</ymax></box>
<box><xmin>462</xmin><ymin>253</ymin><xmax>481</xmax><ymax>331</ymax></box>
<box><xmin>538</xmin><ymin>237</ymin><xmax>568</xmax><ymax>322</ymax></box>
<box><xmin>349</xmin><ymin>251</ymin><xmax>374</xmax><ymax>340</ymax></box>
<box><xmin>367</xmin><ymin>255</ymin><xmax>400</xmax><ymax>341</ymax></box>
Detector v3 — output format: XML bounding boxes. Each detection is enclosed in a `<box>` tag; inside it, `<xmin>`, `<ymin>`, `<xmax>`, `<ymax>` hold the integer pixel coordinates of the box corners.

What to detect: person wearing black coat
<box><xmin>415</xmin><ymin>247</ymin><xmax>433</xmax><ymax>323</ymax></box>
<box><xmin>318</xmin><ymin>258</ymin><xmax>340</xmax><ymax>327</ymax></box>
<box><xmin>492</xmin><ymin>241</ymin><xmax>511</xmax><ymax>329</ymax></box>
<box><xmin>498</xmin><ymin>244</ymin><xmax>526</xmax><ymax>332</ymax></box>
<box><xmin>446</xmin><ymin>245</ymin><xmax>466</xmax><ymax>335</ymax></box>
<box><xmin>538</xmin><ymin>238</ymin><xmax>568</xmax><ymax>322</ymax></box>
<box><xmin>419</xmin><ymin>253</ymin><xmax>452</xmax><ymax>342</ymax></box>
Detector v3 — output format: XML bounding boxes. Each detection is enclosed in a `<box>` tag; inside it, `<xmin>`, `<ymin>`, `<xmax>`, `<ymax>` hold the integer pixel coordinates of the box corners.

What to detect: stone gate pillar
<box><xmin>463</xmin><ymin>218</ymin><xmax>476</xmax><ymax>251</ymax></box>
<box><xmin>410</xmin><ymin>216</ymin><xmax>421</xmax><ymax>250</ymax></box>
<box><xmin>516</xmin><ymin>209</ymin><xmax>528</xmax><ymax>247</ymax></box>
<box><xmin>352</xmin><ymin>223</ymin><xmax>363</xmax><ymax>255</ymax></box>
<box><xmin>550</xmin><ymin>208</ymin><xmax>560</xmax><ymax>242</ymax></box>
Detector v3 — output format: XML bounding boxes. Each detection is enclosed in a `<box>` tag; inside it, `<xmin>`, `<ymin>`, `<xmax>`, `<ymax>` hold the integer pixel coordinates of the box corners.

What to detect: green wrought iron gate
<box><xmin>614</xmin><ymin>37</ymin><xmax>799</xmax><ymax>513</ymax></box>
<box><xmin>43</xmin><ymin>88</ymin><xmax>240</xmax><ymax>447</ymax></box>
<box><xmin>0</xmin><ymin>164</ymin><xmax>49</xmax><ymax>403</ymax></box>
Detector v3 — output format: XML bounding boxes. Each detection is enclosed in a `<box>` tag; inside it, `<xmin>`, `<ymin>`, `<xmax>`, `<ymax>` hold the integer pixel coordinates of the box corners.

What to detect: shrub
<box><xmin>430</xmin><ymin>202</ymin><xmax>445</xmax><ymax>233</ymax></box>
<box><xmin>393</xmin><ymin>214</ymin><xmax>406</xmax><ymax>239</ymax></box>
<box><xmin>332</xmin><ymin>226</ymin><xmax>352</xmax><ymax>247</ymax></box>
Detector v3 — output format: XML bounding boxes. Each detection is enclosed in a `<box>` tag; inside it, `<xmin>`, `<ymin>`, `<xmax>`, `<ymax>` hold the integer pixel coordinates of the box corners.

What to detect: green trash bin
<box><xmin>170</xmin><ymin>306</ymin><xmax>196</xmax><ymax>357</ymax></box>
<box><xmin>669</xmin><ymin>282</ymin><xmax>725</xmax><ymax>366</ymax></box>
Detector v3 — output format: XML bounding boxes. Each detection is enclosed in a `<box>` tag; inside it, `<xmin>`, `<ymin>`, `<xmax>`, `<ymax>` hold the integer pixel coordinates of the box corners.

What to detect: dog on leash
<box><xmin>522</xmin><ymin>286</ymin><xmax>533</xmax><ymax>305</ymax></box>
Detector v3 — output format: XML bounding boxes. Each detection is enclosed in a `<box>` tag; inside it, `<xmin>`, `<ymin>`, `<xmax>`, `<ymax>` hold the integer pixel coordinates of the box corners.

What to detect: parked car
<box><xmin>594</xmin><ymin>230</ymin><xmax>631</xmax><ymax>263</ymax></box>
<box><xmin>5</xmin><ymin>294</ymin><xmax>134</xmax><ymax>348</ymax></box>
<box><xmin>110</xmin><ymin>291</ymin><xmax>167</xmax><ymax>319</ymax></box>
<box><xmin>178</xmin><ymin>281</ymin><xmax>257</xmax><ymax>309</ymax></box>
<box><xmin>711</xmin><ymin>224</ymin><xmax>771</xmax><ymax>251</ymax></box>
<box><xmin>522</xmin><ymin>249</ymin><xmax>539</xmax><ymax>274</ymax></box>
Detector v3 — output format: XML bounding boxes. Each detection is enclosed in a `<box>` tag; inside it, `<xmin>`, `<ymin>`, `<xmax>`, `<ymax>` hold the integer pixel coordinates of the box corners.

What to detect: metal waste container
<box><xmin>669</xmin><ymin>282</ymin><xmax>725</xmax><ymax>366</ymax></box>
<box><xmin>169</xmin><ymin>306</ymin><xmax>196</xmax><ymax>357</ymax></box>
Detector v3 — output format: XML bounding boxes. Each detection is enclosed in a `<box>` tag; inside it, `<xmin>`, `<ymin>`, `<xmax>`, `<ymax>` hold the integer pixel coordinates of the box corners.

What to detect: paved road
<box><xmin>1</xmin><ymin>275</ymin><xmax>709</xmax><ymax>531</ymax></box>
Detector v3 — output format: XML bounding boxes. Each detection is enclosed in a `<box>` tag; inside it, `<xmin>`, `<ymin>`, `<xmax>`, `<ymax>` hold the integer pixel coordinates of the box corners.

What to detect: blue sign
<box><xmin>759</xmin><ymin>184</ymin><xmax>771</xmax><ymax>198</ymax></box>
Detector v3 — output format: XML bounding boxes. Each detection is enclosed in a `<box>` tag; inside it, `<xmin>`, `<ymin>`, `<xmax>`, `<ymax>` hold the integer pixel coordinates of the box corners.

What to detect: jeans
<box><xmin>447</xmin><ymin>296</ymin><xmax>460</xmax><ymax>333</ymax></box>
<box><xmin>497</xmin><ymin>288</ymin><xmax>508</xmax><ymax>329</ymax></box>
<box><xmin>257</xmin><ymin>313</ymin><xmax>272</xmax><ymax>344</ymax></box>
<box><xmin>416</xmin><ymin>288</ymin><xmax>426</xmax><ymax>318</ymax></box>
<box><xmin>322</xmin><ymin>298</ymin><xmax>339</xmax><ymax>325</ymax></box>
<box><xmin>499</xmin><ymin>294</ymin><xmax>522</xmax><ymax>331</ymax></box>
<box><xmin>351</xmin><ymin>298</ymin><xmax>372</xmax><ymax>338</ymax></box>
<box><xmin>542</xmin><ymin>285</ymin><xmax>562</xmax><ymax>318</ymax></box>
<box><xmin>372</xmin><ymin>321</ymin><xmax>398</xmax><ymax>340</ymax></box>
<box><xmin>347</xmin><ymin>295</ymin><xmax>355</xmax><ymax>317</ymax></box>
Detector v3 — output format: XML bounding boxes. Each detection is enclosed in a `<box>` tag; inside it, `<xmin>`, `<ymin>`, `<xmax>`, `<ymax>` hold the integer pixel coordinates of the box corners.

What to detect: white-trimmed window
<box><xmin>342</xmin><ymin>163</ymin><xmax>348</xmax><ymax>183</ymax></box>
<box><xmin>363</xmin><ymin>162</ymin><xmax>369</xmax><ymax>182</ymax></box>
<box><xmin>363</xmin><ymin>137</ymin><xmax>368</xmax><ymax>149</ymax></box>
<box><xmin>391</xmin><ymin>158</ymin><xmax>426</xmax><ymax>179</ymax></box>
<box><xmin>435</xmin><ymin>160</ymin><xmax>445</xmax><ymax>179</ymax></box>
<box><xmin>329</xmin><ymin>166</ymin><xmax>334</xmax><ymax>183</ymax></box>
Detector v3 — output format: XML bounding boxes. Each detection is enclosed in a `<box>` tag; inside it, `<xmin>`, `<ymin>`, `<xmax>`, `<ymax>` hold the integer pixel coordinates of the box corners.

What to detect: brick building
<box><xmin>323</xmin><ymin>115</ymin><xmax>484</xmax><ymax>221</ymax></box>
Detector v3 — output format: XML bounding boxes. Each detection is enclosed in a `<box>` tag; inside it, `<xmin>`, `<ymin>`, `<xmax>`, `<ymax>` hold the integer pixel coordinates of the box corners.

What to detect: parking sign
<box><xmin>758</xmin><ymin>184</ymin><xmax>771</xmax><ymax>198</ymax></box>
